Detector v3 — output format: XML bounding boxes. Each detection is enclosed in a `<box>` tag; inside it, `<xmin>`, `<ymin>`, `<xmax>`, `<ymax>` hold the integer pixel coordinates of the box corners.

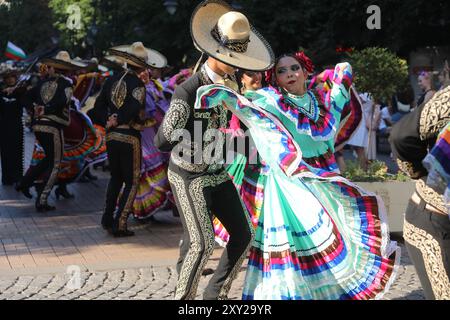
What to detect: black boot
<box><xmin>35</xmin><ymin>199</ymin><xmax>56</xmax><ymax>212</ymax></box>
<box><xmin>112</xmin><ymin>229</ymin><xmax>135</xmax><ymax>237</ymax></box>
<box><xmin>34</xmin><ymin>184</ymin><xmax>56</xmax><ymax>212</ymax></box>
<box><xmin>101</xmin><ymin>213</ymin><xmax>114</xmax><ymax>233</ymax></box>
<box><xmin>14</xmin><ymin>182</ymin><xmax>33</xmax><ymax>199</ymax></box>
<box><xmin>111</xmin><ymin>219</ymin><xmax>135</xmax><ymax>238</ymax></box>
<box><xmin>55</xmin><ymin>184</ymin><xmax>75</xmax><ymax>199</ymax></box>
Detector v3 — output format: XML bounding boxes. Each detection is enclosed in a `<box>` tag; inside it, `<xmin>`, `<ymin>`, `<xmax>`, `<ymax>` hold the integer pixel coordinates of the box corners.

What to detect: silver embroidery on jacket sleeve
<box><xmin>163</xmin><ymin>99</ymin><xmax>191</xmax><ymax>143</ymax></box>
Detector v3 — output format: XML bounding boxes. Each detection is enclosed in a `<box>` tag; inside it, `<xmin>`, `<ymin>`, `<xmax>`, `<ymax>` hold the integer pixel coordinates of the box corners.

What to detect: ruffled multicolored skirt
<box><xmin>192</xmin><ymin>75</ymin><xmax>399</xmax><ymax>300</ymax></box>
<box><xmin>242</xmin><ymin>165</ymin><xmax>400</xmax><ymax>300</ymax></box>
<box><xmin>86</xmin><ymin>124</ymin><xmax>107</xmax><ymax>165</ymax></box>
<box><xmin>132</xmin><ymin>126</ymin><xmax>172</xmax><ymax>219</ymax></box>
<box><xmin>29</xmin><ymin>110</ymin><xmax>102</xmax><ymax>184</ymax></box>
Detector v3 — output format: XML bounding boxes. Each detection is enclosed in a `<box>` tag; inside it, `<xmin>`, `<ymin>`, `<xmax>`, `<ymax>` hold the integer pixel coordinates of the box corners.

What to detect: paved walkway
<box><xmin>0</xmin><ymin>133</ymin><xmax>425</xmax><ymax>300</ymax></box>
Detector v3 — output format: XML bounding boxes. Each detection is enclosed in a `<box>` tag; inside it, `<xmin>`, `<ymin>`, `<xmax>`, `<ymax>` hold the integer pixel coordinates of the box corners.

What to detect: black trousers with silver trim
<box><xmin>21</xmin><ymin>123</ymin><xmax>63</xmax><ymax>205</ymax></box>
<box><xmin>168</xmin><ymin>162</ymin><xmax>254</xmax><ymax>300</ymax></box>
<box><xmin>104</xmin><ymin>129</ymin><xmax>141</xmax><ymax>231</ymax></box>
<box><xmin>403</xmin><ymin>196</ymin><xmax>450</xmax><ymax>300</ymax></box>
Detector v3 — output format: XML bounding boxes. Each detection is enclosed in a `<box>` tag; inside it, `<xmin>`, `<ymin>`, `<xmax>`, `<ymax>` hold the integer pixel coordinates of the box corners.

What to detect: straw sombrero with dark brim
<box><xmin>40</xmin><ymin>51</ymin><xmax>87</xmax><ymax>71</ymax></box>
<box><xmin>191</xmin><ymin>0</ymin><xmax>274</xmax><ymax>71</ymax></box>
<box><xmin>98</xmin><ymin>55</ymin><xmax>126</xmax><ymax>72</ymax></box>
<box><xmin>108</xmin><ymin>42</ymin><xmax>167</xmax><ymax>69</ymax></box>
<box><xmin>73</xmin><ymin>57</ymin><xmax>99</xmax><ymax>72</ymax></box>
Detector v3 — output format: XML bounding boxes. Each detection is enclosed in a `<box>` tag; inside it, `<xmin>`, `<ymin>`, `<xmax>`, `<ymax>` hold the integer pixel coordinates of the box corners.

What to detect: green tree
<box><xmin>347</xmin><ymin>47</ymin><xmax>409</xmax><ymax>102</ymax></box>
<box><xmin>0</xmin><ymin>0</ymin><xmax>55</xmax><ymax>57</ymax></box>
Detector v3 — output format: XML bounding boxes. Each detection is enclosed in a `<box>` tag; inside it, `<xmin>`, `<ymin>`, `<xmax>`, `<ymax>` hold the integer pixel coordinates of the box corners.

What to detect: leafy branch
<box><xmin>347</xmin><ymin>47</ymin><xmax>409</xmax><ymax>102</ymax></box>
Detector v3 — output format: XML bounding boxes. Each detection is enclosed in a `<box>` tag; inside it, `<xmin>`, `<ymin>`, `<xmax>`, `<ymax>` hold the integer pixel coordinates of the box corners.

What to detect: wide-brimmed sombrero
<box><xmin>73</xmin><ymin>57</ymin><xmax>99</xmax><ymax>72</ymax></box>
<box><xmin>98</xmin><ymin>55</ymin><xmax>125</xmax><ymax>72</ymax></box>
<box><xmin>108</xmin><ymin>42</ymin><xmax>167</xmax><ymax>69</ymax></box>
<box><xmin>191</xmin><ymin>0</ymin><xmax>274</xmax><ymax>71</ymax></box>
<box><xmin>40</xmin><ymin>51</ymin><xmax>87</xmax><ymax>71</ymax></box>
<box><xmin>0</xmin><ymin>65</ymin><xmax>22</xmax><ymax>78</ymax></box>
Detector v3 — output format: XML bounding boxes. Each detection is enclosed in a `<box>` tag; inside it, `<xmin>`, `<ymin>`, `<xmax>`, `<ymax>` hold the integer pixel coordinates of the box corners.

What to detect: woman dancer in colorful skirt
<box><xmin>132</xmin><ymin>66</ymin><xmax>173</xmax><ymax>220</ymax></box>
<box><xmin>215</xmin><ymin>67</ymin><xmax>363</xmax><ymax>245</ymax></box>
<box><xmin>195</xmin><ymin>51</ymin><xmax>400</xmax><ymax>300</ymax></box>
<box><xmin>133</xmin><ymin>67</ymin><xmax>194</xmax><ymax>219</ymax></box>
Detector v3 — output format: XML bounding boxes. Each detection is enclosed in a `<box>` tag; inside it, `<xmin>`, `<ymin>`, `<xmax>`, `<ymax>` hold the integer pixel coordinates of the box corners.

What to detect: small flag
<box><xmin>5</xmin><ymin>41</ymin><xmax>27</xmax><ymax>61</ymax></box>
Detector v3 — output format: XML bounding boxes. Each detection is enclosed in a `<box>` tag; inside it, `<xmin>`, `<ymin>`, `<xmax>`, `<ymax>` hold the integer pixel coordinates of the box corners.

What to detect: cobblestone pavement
<box><xmin>0</xmin><ymin>133</ymin><xmax>425</xmax><ymax>300</ymax></box>
<box><xmin>0</xmin><ymin>243</ymin><xmax>425</xmax><ymax>300</ymax></box>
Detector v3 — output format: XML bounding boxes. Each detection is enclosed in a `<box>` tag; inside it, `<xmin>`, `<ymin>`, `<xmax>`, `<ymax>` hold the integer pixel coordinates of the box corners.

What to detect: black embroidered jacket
<box><xmin>29</xmin><ymin>76</ymin><xmax>73</xmax><ymax>127</ymax></box>
<box><xmin>154</xmin><ymin>68</ymin><xmax>233</xmax><ymax>174</ymax></box>
<box><xmin>88</xmin><ymin>71</ymin><xmax>146</xmax><ymax>130</ymax></box>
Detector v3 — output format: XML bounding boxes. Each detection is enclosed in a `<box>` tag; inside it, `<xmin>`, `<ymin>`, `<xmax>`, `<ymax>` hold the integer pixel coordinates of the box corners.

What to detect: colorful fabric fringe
<box><xmin>309</xmin><ymin>68</ymin><xmax>362</xmax><ymax>151</ymax></box>
<box><xmin>86</xmin><ymin>124</ymin><xmax>108</xmax><ymax>165</ymax></box>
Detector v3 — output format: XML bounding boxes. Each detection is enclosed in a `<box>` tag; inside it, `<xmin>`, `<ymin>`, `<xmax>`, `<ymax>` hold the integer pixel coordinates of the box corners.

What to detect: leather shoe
<box><xmin>55</xmin><ymin>186</ymin><xmax>75</xmax><ymax>200</ymax></box>
<box><xmin>35</xmin><ymin>201</ymin><xmax>56</xmax><ymax>212</ymax></box>
<box><xmin>112</xmin><ymin>229</ymin><xmax>135</xmax><ymax>237</ymax></box>
<box><xmin>101</xmin><ymin>215</ymin><xmax>114</xmax><ymax>232</ymax></box>
<box><xmin>15</xmin><ymin>183</ymin><xmax>33</xmax><ymax>199</ymax></box>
